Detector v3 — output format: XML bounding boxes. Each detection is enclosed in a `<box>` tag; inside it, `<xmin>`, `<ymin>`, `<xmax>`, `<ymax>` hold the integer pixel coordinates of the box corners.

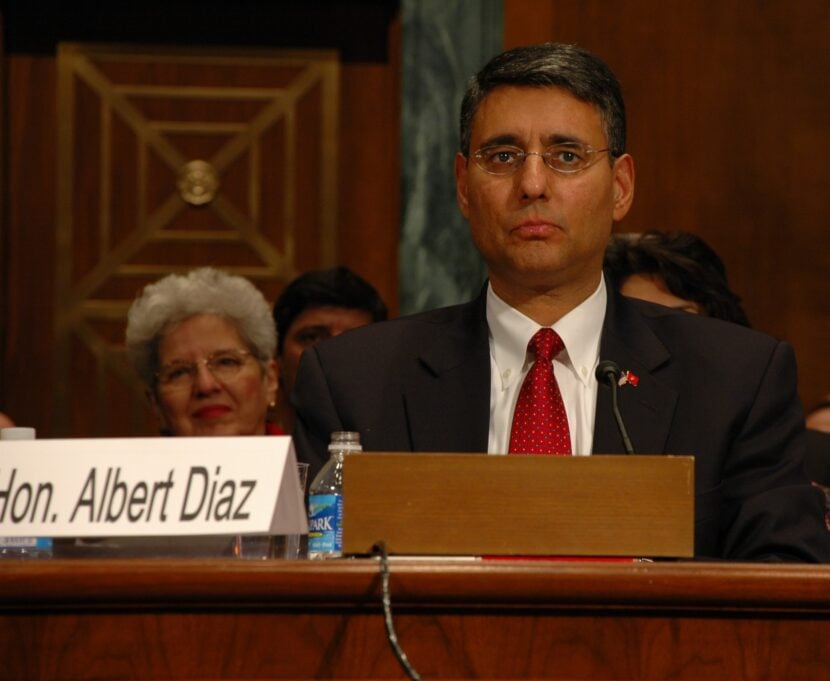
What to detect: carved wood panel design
<box><xmin>54</xmin><ymin>44</ymin><xmax>339</xmax><ymax>435</ymax></box>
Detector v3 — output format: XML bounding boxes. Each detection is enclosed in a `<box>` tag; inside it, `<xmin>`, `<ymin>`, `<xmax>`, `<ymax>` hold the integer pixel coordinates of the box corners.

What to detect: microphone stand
<box><xmin>596</xmin><ymin>361</ymin><xmax>635</xmax><ymax>455</ymax></box>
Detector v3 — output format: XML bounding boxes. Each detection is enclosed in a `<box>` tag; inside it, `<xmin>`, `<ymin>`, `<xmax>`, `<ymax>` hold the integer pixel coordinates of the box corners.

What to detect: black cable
<box><xmin>372</xmin><ymin>541</ymin><xmax>423</xmax><ymax>681</ymax></box>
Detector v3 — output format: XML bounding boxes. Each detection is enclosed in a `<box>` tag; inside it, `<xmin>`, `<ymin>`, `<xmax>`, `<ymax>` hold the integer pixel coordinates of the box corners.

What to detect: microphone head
<box><xmin>595</xmin><ymin>360</ymin><xmax>622</xmax><ymax>384</ymax></box>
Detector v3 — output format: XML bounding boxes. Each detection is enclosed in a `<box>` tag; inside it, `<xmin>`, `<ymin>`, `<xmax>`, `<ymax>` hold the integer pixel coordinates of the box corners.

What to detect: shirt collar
<box><xmin>487</xmin><ymin>277</ymin><xmax>607</xmax><ymax>389</ymax></box>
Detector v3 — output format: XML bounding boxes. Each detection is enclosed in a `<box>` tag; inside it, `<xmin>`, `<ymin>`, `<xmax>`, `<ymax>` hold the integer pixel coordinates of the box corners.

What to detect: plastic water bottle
<box><xmin>307</xmin><ymin>431</ymin><xmax>361</xmax><ymax>559</ymax></box>
<box><xmin>0</xmin><ymin>427</ymin><xmax>53</xmax><ymax>559</ymax></box>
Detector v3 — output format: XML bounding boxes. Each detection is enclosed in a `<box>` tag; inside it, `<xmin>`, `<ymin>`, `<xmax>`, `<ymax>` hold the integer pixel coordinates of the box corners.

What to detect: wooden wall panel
<box><xmin>4</xmin><ymin>57</ymin><xmax>57</xmax><ymax>435</ymax></box>
<box><xmin>2</xmin><ymin>21</ymin><xmax>400</xmax><ymax>437</ymax></box>
<box><xmin>338</xmin><ymin>17</ymin><xmax>401</xmax><ymax>314</ymax></box>
<box><xmin>50</xmin><ymin>46</ymin><xmax>342</xmax><ymax>437</ymax></box>
<box><xmin>504</xmin><ymin>0</ymin><xmax>830</xmax><ymax>410</ymax></box>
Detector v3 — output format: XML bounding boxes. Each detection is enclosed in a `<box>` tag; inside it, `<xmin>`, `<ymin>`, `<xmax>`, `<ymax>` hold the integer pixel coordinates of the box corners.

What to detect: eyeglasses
<box><xmin>156</xmin><ymin>349</ymin><xmax>254</xmax><ymax>391</ymax></box>
<box><xmin>471</xmin><ymin>143</ymin><xmax>611</xmax><ymax>175</ymax></box>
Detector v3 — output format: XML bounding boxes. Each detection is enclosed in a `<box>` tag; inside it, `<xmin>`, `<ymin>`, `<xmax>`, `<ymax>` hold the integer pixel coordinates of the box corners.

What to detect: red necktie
<box><xmin>508</xmin><ymin>328</ymin><xmax>571</xmax><ymax>455</ymax></box>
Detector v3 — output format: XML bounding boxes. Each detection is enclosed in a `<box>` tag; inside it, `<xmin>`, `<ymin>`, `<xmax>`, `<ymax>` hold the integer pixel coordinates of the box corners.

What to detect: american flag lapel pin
<box><xmin>618</xmin><ymin>370</ymin><xmax>640</xmax><ymax>387</ymax></box>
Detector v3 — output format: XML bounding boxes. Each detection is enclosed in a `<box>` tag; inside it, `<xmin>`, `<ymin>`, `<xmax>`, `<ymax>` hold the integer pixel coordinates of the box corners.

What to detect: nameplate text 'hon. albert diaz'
<box><xmin>0</xmin><ymin>436</ymin><xmax>307</xmax><ymax>537</ymax></box>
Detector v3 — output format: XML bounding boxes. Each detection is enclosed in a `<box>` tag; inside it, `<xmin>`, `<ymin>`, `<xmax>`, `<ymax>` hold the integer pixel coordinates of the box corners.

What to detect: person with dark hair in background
<box><xmin>292</xmin><ymin>43</ymin><xmax>829</xmax><ymax>561</ymax></box>
<box><xmin>272</xmin><ymin>266</ymin><xmax>387</xmax><ymax>433</ymax></box>
<box><xmin>606</xmin><ymin>230</ymin><xmax>827</xmax><ymax>532</ymax></box>
<box><xmin>603</xmin><ymin>231</ymin><xmax>751</xmax><ymax>326</ymax></box>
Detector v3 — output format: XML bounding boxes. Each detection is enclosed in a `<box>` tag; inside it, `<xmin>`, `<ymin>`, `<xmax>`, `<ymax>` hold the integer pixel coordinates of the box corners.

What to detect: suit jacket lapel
<box><xmin>404</xmin><ymin>290</ymin><xmax>491</xmax><ymax>454</ymax></box>
<box><xmin>594</xmin><ymin>286</ymin><xmax>678</xmax><ymax>455</ymax></box>
<box><xmin>398</xmin><ymin>283</ymin><xmax>678</xmax><ymax>457</ymax></box>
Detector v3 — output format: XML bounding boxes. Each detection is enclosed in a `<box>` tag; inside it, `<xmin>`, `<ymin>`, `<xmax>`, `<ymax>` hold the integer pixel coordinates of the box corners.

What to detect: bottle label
<box><xmin>0</xmin><ymin>537</ymin><xmax>51</xmax><ymax>549</ymax></box>
<box><xmin>307</xmin><ymin>493</ymin><xmax>342</xmax><ymax>555</ymax></box>
<box><xmin>0</xmin><ymin>537</ymin><xmax>53</xmax><ymax>557</ymax></box>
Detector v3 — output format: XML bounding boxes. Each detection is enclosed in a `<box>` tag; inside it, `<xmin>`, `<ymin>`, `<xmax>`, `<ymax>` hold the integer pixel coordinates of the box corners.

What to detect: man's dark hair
<box><xmin>604</xmin><ymin>231</ymin><xmax>751</xmax><ymax>327</ymax></box>
<box><xmin>273</xmin><ymin>266</ymin><xmax>387</xmax><ymax>354</ymax></box>
<box><xmin>459</xmin><ymin>42</ymin><xmax>626</xmax><ymax>158</ymax></box>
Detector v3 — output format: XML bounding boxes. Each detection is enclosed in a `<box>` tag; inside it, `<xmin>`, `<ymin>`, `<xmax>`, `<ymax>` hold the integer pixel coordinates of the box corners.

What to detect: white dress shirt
<box><xmin>486</xmin><ymin>278</ymin><xmax>607</xmax><ymax>456</ymax></box>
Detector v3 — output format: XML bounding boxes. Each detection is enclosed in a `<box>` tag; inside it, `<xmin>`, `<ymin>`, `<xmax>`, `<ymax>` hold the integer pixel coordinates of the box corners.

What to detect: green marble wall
<box><xmin>399</xmin><ymin>0</ymin><xmax>503</xmax><ymax>314</ymax></box>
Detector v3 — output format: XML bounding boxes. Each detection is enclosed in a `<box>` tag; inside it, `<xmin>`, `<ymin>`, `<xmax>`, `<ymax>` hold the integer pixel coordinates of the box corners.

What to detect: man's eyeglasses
<box><xmin>471</xmin><ymin>143</ymin><xmax>611</xmax><ymax>176</ymax></box>
<box><xmin>156</xmin><ymin>349</ymin><xmax>254</xmax><ymax>390</ymax></box>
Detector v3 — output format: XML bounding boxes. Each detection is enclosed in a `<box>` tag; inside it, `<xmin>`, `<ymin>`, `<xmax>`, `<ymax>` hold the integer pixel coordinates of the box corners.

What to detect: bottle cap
<box><xmin>328</xmin><ymin>430</ymin><xmax>362</xmax><ymax>452</ymax></box>
<box><xmin>0</xmin><ymin>427</ymin><xmax>36</xmax><ymax>440</ymax></box>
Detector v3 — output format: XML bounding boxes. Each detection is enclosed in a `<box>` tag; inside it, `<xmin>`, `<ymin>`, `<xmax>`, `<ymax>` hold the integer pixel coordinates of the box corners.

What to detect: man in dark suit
<box><xmin>292</xmin><ymin>43</ymin><xmax>830</xmax><ymax>561</ymax></box>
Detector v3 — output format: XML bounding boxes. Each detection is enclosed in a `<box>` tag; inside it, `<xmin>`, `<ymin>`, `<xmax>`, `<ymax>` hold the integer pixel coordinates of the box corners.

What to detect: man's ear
<box><xmin>455</xmin><ymin>152</ymin><xmax>470</xmax><ymax>219</ymax></box>
<box><xmin>611</xmin><ymin>153</ymin><xmax>635</xmax><ymax>221</ymax></box>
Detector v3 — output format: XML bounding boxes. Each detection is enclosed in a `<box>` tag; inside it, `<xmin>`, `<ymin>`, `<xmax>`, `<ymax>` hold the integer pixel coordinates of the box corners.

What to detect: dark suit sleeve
<box><xmin>718</xmin><ymin>341</ymin><xmax>830</xmax><ymax>561</ymax></box>
<box><xmin>290</xmin><ymin>346</ymin><xmax>343</xmax><ymax>482</ymax></box>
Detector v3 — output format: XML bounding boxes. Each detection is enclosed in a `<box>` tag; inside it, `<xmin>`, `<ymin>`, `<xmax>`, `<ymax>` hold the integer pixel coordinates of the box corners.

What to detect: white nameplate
<box><xmin>0</xmin><ymin>436</ymin><xmax>308</xmax><ymax>537</ymax></box>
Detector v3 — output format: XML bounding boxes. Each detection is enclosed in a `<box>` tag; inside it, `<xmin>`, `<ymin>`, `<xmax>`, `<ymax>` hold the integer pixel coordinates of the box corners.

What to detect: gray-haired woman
<box><xmin>126</xmin><ymin>267</ymin><xmax>279</xmax><ymax>436</ymax></box>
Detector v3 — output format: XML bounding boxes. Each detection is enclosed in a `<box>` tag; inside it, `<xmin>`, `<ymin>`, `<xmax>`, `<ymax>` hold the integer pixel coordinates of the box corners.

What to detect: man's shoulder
<box><xmin>621</xmin><ymin>295</ymin><xmax>778</xmax><ymax>351</ymax></box>
<box><xmin>317</xmin><ymin>297</ymin><xmax>485</xmax><ymax>356</ymax></box>
<box><xmin>609</xmin><ymin>293</ymin><xmax>792</xmax><ymax>386</ymax></box>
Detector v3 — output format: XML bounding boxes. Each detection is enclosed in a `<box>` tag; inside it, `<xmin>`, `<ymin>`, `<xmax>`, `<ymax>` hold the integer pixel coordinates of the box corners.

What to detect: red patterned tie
<box><xmin>508</xmin><ymin>328</ymin><xmax>571</xmax><ymax>455</ymax></box>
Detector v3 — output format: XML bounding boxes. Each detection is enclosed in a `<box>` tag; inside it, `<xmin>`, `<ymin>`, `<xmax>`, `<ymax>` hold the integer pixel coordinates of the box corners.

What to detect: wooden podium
<box><xmin>342</xmin><ymin>453</ymin><xmax>695</xmax><ymax>557</ymax></box>
<box><xmin>2</xmin><ymin>558</ymin><xmax>830</xmax><ymax>680</ymax></box>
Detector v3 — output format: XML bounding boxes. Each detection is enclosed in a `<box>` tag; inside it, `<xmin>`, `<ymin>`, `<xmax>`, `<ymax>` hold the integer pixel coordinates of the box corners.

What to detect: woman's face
<box><xmin>152</xmin><ymin>314</ymin><xmax>277</xmax><ymax>436</ymax></box>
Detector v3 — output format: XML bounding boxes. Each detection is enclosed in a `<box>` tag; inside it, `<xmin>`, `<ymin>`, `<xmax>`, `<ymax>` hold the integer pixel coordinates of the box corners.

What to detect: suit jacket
<box><xmin>292</xmin><ymin>283</ymin><xmax>830</xmax><ymax>561</ymax></box>
<box><xmin>805</xmin><ymin>429</ymin><xmax>830</xmax><ymax>485</ymax></box>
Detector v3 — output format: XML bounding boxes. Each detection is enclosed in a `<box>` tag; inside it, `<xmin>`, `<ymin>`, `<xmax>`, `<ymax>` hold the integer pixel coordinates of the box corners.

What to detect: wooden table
<box><xmin>2</xmin><ymin>558</ymin><xmax>829</xmax><ymax>679</ymax></box>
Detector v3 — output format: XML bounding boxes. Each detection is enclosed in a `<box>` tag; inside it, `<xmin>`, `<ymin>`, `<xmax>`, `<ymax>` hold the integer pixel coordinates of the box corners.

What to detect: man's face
<box><xmin>279</xmin><ymin>306</ymin><xmax>374</xmax><ymax>396</ymax></box>
<box><xmin>455</xmin><ymin>85</ymin><xmax>634</xmax><ymax>298</ymax></box>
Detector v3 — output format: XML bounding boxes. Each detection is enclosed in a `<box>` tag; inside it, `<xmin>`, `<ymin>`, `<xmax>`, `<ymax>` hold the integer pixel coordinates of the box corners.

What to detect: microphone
<box><xmin>595</xmin><ymin>360</ymin><xmax>635</xmax><ymax>455</ymax></box>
